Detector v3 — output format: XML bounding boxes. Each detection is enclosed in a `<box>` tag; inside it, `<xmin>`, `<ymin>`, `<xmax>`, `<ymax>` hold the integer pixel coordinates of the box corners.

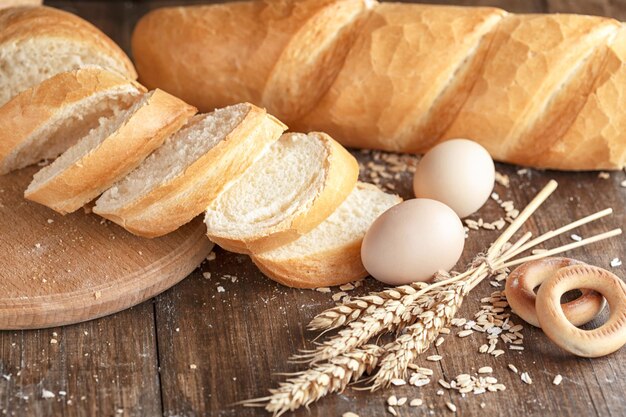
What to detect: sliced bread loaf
<box><xmin>0</xmin><ymin>6</ymin><xmax>136</xmax><ymax>106</ymax></box>
<box><xmin>25</xmin><ymin>89</ymin><xmax>196</xmax><ymax>214</ymax></box>
<box><xmin>251</xmin><ymin>182</ymin><xmax>401</xmax><ymax>288</ymax></box>
<box><xmin>204</xmin><ymin>132</ymin><xmax>359</xmax><ymax>254</ymax></box>
<box><xmin>93</xmin><ymin>103</ymin><xmax>287</xmax><ymax>238</ymax></box>
<box><xmin>0</xmin><ymin>68</ymin><xmax>145</xmax><ymax>175</ymax></box>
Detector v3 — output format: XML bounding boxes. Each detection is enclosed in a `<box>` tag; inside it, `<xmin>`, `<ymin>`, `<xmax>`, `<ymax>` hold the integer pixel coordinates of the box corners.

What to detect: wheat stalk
<box><xmin>244</xmin><ymin>345</ymin><xmax>383</xmax><ymax>417</ymax></box>
<box><xmin>246</xmin><ymin>180</ymin><xmax>622</xmax><ymax>413</ymax></box>
<box><xmin>369</xmin><ymin>281</ymin><xmax>466</xmax><ymax>390</ymax></box>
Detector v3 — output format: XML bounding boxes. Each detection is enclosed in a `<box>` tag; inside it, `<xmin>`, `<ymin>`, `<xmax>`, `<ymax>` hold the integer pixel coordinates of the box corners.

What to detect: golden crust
<box><xmin>132</xmin><ymin>0</ymin><xmax>358</xmax><ymax>112</ymax></box>
<box><xmin>0</xmin><ymin>68</ymin><xmax>145</xmax><ymax>175</ymax></box>
<box><xmin>207</xmin><ymin>132</ymin><xmax>359</xmax><ymax>254</ymax></box>
<box><xmin>25</xmin><ymin>89</ymin><xmax>196</xmax><ymax>214</ymax></box>
<box><xmin>252</xmin><ymin>240</ymin><xmax>367</xmax><ymax>288</ymax></box>
<box><xmin>443</xmin><ymin>14</ymin><xmax>620</xmax><ymax>166</ymax></box>
<box><xmin>94</xmin><ymin>104</ymin><xmax>287</xmax><ymax>238</ymax></box>
<box><xmin>0</xmin><ymin>6</ymin><xmax>136</xmax><ymax>79</ymax></box>
<box><xmin>0</xmin><ymin>0</ymin><xmax>41</xmax><ymax>8</ymax></box>
<box><xmin>298</xmin><ymin>3</ymin><xmax>505</xmax><ymax>152</ymax></box>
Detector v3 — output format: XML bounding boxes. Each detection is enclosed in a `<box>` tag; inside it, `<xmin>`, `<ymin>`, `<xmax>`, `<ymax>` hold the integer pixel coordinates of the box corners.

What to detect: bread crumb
<box><xmin>202</xmin><ymin>272</ymin><xmax>212</xmax><ymax>279</ymax></box>
<box><xmin>315</xmin><ymin>287</ymin><xmax>331</xmax><ymax>293</ymax></box>
<box><xmin>206</xmin><ymin>252</ymin><xmax>216</xmax><ymax>261</ymax></box>
<box><xmin>216</xmin><ymin>286</ymin><xmax>225</xmax><ymax>293</ymax></box>
<box><xmin>495</xmin><ymin>172</ymin><xmax>510</xmax><ymax>188</ymax></box>
<box><xmin>342</xmin><ymin>413</ymin><xmax>360</xmax><ymax>417</ymax></box>
<box><xmin>410</xmin><ymin>398</ymin><xmax>423</xmax><ymax>407</ymax></box>
<box><xmin>553</xmin><ymin>375</ymin><xmax>563</xmax><ymax>385</ymax></box>
<box><xmin>50</xmin><ymin>338</ymin><xmax>57</xmax><ymax>344</ymax></box>
<box><xmin>94</xmin><ymin>291</ymin><xmax>102</xmax><ymax>300</ymax></box>
<box><xmin>620</xmin><ymin>180</ymin><xmax>626</xmax><ymax>188</ymax></box>
<box><xmin>570</xmin><ymin>234</ymin><xmax>582</xmax><ymax>242</ymax></box>
<box><xmin>189</xmin><ymin>364</ymin><xmax>197</xmax><ymax>369</ymax></box>
<box><xmin>34</xmin><ymin>243</ymin><xmax>41</xmax><ymax>249</ymax></box>
<box><xmin>610</xmin><ymin>258</ymin><xmax>622</xmax><ymax>268</ymax></box>
<box><xmin>598</xmin><ymin>172</ymin><xmax>610</xmax><ymax>179</ymax></box>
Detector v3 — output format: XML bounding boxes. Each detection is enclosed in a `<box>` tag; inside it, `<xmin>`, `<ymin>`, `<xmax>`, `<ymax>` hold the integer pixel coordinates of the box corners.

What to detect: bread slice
<box><xmin>251</xmin><ymin>182</ymin><xmax>401</xmax><ymax>288</ymax></box>
<box><xmin>93</xmin><ymin>103</ymin><xmax>287</xmax><ymax>238</ymax></box>
<box><xmin>25</xmin><ymin>89</ymin><xmax>196</xmax><ymax>214</ymax></box>
<box><xmin>0</xmin><ymin>6</ymin><xmax>136</xmax><ymax>106</ymax></box>
<box><xmin>0</xmin><ymin>68</ymin><xmax>145</xmax><ymax>175</ymax></box>
<box><xmin>204</xmin><ymin>132</ymin><xmax>359</xmax><ymax>254</ymax></box>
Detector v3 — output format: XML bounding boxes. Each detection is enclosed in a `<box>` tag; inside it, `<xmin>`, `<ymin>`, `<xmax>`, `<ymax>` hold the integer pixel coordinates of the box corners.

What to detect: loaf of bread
<box><xmin>133</xmin><ymin>1</ymin><xmax>626</xmax><ymax>171</ymax></box>
<box><xmin>0</xmin><ymin>68</ymin><xmax>145</xmax><ymax>175</ymax></box>
<box><xmin>0</xmin><ymin>6</ymin><xmax>136</xmax><ymax>106</ymax></box>
<box><xmin>204</xmin><ymin>132</ymin><xmax>359</xmax><ymax>254</ymax></box>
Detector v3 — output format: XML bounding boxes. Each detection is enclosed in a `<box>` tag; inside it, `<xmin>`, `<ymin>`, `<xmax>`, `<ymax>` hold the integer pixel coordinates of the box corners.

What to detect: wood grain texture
<box><xmin>0</xmin><ymin>1</ymin><xmax>624</xmax><ymax>416</ymax></box>
<box><xmin>0</xmin><ymin>166</ymin><xmax>213</xmax><ymax>329</ymax></box>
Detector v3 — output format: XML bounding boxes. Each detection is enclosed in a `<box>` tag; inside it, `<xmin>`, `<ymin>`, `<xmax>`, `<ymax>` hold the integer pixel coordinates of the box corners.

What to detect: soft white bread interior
<box><xmin>94</xmin><ymin>103</ymin><xmax>287</xmax><ymax>238</ymax></box>
<box><xmin>0</xmin><ymin>68</ymin><xmax>145</xmax><ymax>175</ymax></box>
<box><xmin>251</xmin><ymin>182</ymin><xmax>401</xmax><ymax>288</ymax></box>
<box><xmin>0</xmin><ymin>6</ymin><xmax>137</xmax><ymax>106</ymax></box>
<box><xmin>25</xmin><ymin>89</ymin><xmax>196</xmax><ymax>214</ymax></box>
<box><xmin>204</xmin><ymin>131</ymin><xmax>359</xmax><ymax>254</ymax></box>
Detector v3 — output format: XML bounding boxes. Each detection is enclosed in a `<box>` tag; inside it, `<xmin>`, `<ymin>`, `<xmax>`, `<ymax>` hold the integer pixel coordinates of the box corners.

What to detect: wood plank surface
<box><xmin>0</xmin><ymin>1</ymin><xmax>624</xmax><ymax>417</ymax></box>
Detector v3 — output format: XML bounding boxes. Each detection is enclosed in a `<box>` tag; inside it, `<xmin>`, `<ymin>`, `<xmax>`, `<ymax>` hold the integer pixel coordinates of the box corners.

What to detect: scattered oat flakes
<box><xmin>495</xmin><ymin>172</ymin><xmax>510</xmax><ymax>188</ymax></box>
<box><xmin>426</xmin><ymin>355</ymin><xmax>442</xmax><ymax>362</ymax></box>
<box><xmin>41</xmin><ymin>389</ymin><xmax>55</xmax><ymax>399</ymax></box>
<box><xmin>342</xmin><ymin>413</ymin><xmax>359</xmax><ymax>417</ymax></box>
<box><xmin>315</xmin><ymin>287</ymin><xmax>331</xmax><ymax>293</ymax></box>
<box><xmin>206</xmin><ymin>252</ymin><xmax>216</xmax><ymax>261</ymax></box>
<box><xmin>446</xmin><ymin>401</ymin><xmax>457</xmax><ymax>412</ymax></box>
<box><xmin>50</xmin><ymin>338</ymin><xmax>57</xmax><ymax>344</ymax></box>
<box><xmin>520</xmin><ymin>372</ymin><xmax>532</xmax><ymax>384</ymax></box>
<box><xmin>598</xmin><ymin>172</ymin><xmax>610</xmax><ymax>179</ymax></box>
<box><xmin>387</xmin><ymin>395</ymin><xmax>398</xmax><ymax>406</ymax></box>
<box><xmin>47</xmin><ymin>219</ymin><xmax>54</xmax><ymax>224</ymax></box>
<box><xmin>202</xmin><ymin>272</ymin><xmax>212</xmax><ymax>279</ymax></box>
<box><xmin>571</xmin><ymin>234</ymin><xmax>582</xmax><ymax>242</ymax></box>
<box><xmin>332</xmin><ymin>292</ymin><xmax>348</xmax><ymax>302</ymax></box>
<box><xmin>189</xmin><ymin>364</ymin><xmax>197</xmax><ymax>370</ymax></box>
<box><xmin>397</xmin><ymin>397</ymin><xmax>407</xmax><ymax>406</ymax></box>
<box><xmin>478</xmin><ymin>367</ymin><xmax>492</xmax><ymax>374</ymax></box>
<box><xmin>410</xmin><ymin>399</ymin><xmax>423</xmax><ymax>407</ymax></box>
<box><xmin>435</xmin><ymin>337</ymin><xmax>445</xmax><ymax>347</ymax></box>
<box><xmin>517</xmin><ymin>169</ymin><xmax>528</xmax><ymax>175</ymax></box>
<box><xmin>508</xmin><ymin>364</ymin><xmax>518</xmax><ymax>374</ymax></box>
<box><xmin>339</xmin><ymin>283</ymin><xmax>355</xmax><ymax>291</ymax></box>
<box><xmin>216</xmin><ymin>286</ymin><xmax>225</xmax><ymax>293</ymax></box>
<box><xmin>610</xmin><ymin>258</ymin><xmax>622</xmax><ymax>268</ymax></box>
<box><xmin>553</xmin><ymin>375</ymin><xmax>563</xmax><ymax>385</ymax></box>
<box><xmin>391</xmin><ymin>378</ymin><xmax>406</xmax><ymax>386</ymax></box>
<box><xmin>458</xmin><ymin>329</ymin><xmax>473</xmax><ymax>338</ymax></box>
<box><xmin>387</xmin><ymin>406</ymin><xmax>398</xmax><ymax>416</ymax></box>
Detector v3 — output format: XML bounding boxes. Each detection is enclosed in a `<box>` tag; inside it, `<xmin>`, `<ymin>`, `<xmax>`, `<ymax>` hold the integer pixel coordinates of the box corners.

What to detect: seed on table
<box><xmin>387</xmin><ymin>406</ymin><xmax>397</xmax><ymax>416</ymax></box>
<box><xmin>446</xmin><ymin>402</ymin><xmax>457</xmax><ymax>413</ymax></box>
<box><xmin>508</xmin><ymin>364</ymin><xmax>518</xmax><ymax>374</ymax></box>
<box><xmin>397</xmin><ymin>397</ymin><xmax>407</xmax><ymax>406</ymax></box>
<box><xmin>410</xmin><ymin>399</ymin><xmax>423</xmax><ymax>407</ymax></box>
<box><xmin>427</xmin><ymin>355</ymin><xmax>443</xmax><ymax>362</ymax></box>
<box><xmin>553</xmin><ymin>375</ymin><xmax>563</xmax><ymax>385</ymax></box>
<box><xmin>458</xmin><ymin>330</ymin><xmax>474</xmax><ymax>338</ymax></box>
<box><xmin>387</xmin><ymin>395</ymin><xmax>397</xmax><ymax>406</ymax></box>
<box><xmin>478</xmin><ymin>366</ymin><xmax>493</xmax><ymax>374</ymax></box>
<box><xmin>521</xmin><ymin>372</ymin><xmax>532</xmax><ymax>385</ymax></box>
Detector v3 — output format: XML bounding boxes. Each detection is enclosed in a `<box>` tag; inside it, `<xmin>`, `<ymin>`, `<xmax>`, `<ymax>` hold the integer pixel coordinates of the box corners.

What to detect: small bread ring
<box><xmin>505</xmin><ymin>258</ymin><xmax>605</xmax><ymax>327</ymax></box>
<box><xmin>536</xmin><ymin>264</ymin><xmax>626</xmax><ymax>358</ymax></box>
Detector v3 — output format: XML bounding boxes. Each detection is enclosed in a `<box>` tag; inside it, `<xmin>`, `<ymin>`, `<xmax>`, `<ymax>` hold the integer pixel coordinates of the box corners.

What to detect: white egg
<box><xmin>413</xmin><ymin>139</ymin><xmax>495</xmax><ymax>218</ymax></box>
<box><xmin>361</xmin><ymin>199</ymin><xmax>465</xmax><ymax>285</ymax></box>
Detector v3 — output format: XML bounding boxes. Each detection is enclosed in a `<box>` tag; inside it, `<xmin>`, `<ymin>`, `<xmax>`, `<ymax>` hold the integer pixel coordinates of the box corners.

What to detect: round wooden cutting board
<box><xmin>0</xmin><ymin>166</ymin><xmax>214</xmax><ymax>329</ymax></box>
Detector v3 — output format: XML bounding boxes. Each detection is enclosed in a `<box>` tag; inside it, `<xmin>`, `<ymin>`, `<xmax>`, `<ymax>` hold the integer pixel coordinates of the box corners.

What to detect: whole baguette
<box><xmin>132</xmin><ymin>1</ymin><xmax>626</xmax><ymax>170</ymax></box>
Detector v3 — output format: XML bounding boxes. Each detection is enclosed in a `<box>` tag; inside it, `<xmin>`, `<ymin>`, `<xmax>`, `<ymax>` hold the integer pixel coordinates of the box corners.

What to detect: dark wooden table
<box><xmin>1</xmin><ymin>1</ymin><xmax>625</xmax><ymax>416</ymax></box>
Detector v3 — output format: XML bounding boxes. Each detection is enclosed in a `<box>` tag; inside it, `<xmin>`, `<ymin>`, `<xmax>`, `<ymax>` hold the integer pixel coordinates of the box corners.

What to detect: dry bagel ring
<box><xmin>536</xmin><ymin>264</ymin><xmax>626</xmax><ymax>358</ymax></box>
<box><xmin>505</xmin><ymin>257</ymin><xmax>605</xmax><ymax>327</ymax></box>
